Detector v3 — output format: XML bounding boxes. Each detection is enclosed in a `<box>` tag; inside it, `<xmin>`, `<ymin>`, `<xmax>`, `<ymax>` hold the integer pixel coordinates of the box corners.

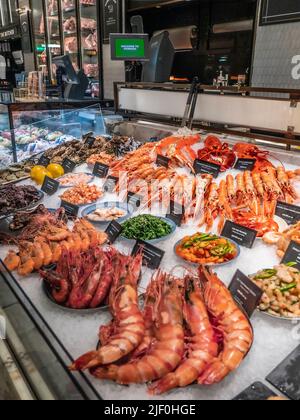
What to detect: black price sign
<box><xmin>105</xmin><ymin>220</ymin><xmax>122</xmax><ymax>244</ymax></box>
<box><xmin>93</xmin><ymin>162</ymin><xmax>109</xmax><ymax>178</ymax></box>
<box><xmin>156</xmin><ymin>154</ymin><xmax>170</xmax><ymax>168</ymax></box>
<box><xmin>276</xmin><ymin>201</ymin><xmax>300</xmax><ymax>225</ymax></box>
<box><xmin>85</xmin><ymin>136</ymin><xmax>96</xmax><ymax>148</ymax></box>
<box><xmin>281</xmin><ymin>241</ymin><xmax>300</xmax><ymax>270</ymax></box>
<box><xmin>127</xmin><ymin>192</ymin><xmax>142</xmax><ymax>208</ymax></box>
<box><xmin>60</xmin><ymin>200</ymin><xmax>79</xmax><ymax>217</ymax></box>
<box><xmin>83</xmin><ymin>132</ymin><xmax>96</xmax><ymax>148</ymax></box>
<box><xmin>234</xmin><ymin>382</ymin><xmax>277</xmax><ymax>401</ymax></box>
<box><xmin>229</xmin><ymin>270</ymin><xmax>263</xmax><ymax>318</ymax></box>
<box><xmin>104</xmin><ymin>176</ymin><xmax>119</xmax><ymax>193</ymax></box>
<box><xmin>234</xmin><ymin>158</ymin><xmax>256</xmax><ymax>171</ymax></box>
<box><xmin>193</xmin><ymin>159</ymin><xmax>220</xmax><ymax>178</ymax></box>
<box><xmin>132</xmin><ymin>240</ymin><xmax>165</xmax><ymax>270</ymax></box>
<box><xmin>267</xmin><ymin>344</ymin><xmax>300</xmax><ymax>401</ymax></box>
<box><xmin>62</xmin><ymin>158</ymin><xmax>76</xmax><ymax>174</ymax></box>
<box><xmin>222</xmin><ymin>220</ymin><xmax>257</xmax><ymax>249</ymax></box>
<box><xmin>41</xmin><ymin>176</ymin><xmax>60</xmax><ymax>196</ymax></box>
<box><xmin>38</xmin><ymin>155</ymin><xmax>50</xmax><ymax>167</ymax></box>
<box><xmin>166</xmin><ymin>201</ymin><xmax>184</xmax><ymax>227</ymax></box>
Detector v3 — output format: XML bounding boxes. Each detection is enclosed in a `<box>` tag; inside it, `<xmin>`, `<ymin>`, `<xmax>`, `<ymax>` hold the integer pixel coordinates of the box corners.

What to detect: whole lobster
<box><xmin>198</xmin><ymin>135</ymin><xmax>236</xmax><ymax>172</ymax></box>
<box><xmin>233</xmin><ymin>143</ymin><xmax>275</xmax><ymax>173</ymax></box>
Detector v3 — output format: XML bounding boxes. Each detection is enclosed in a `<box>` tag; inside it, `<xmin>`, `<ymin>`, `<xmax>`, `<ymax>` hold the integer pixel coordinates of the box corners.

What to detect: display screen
<box><xmin>115</xmin><ymin>38</ymin><xmax>145</xmax><ymax>59</ymax></box>
<box><xmin>110</xmin><ymin>34</ymin><xmax>149</xmax><ymax>61</ymax></box>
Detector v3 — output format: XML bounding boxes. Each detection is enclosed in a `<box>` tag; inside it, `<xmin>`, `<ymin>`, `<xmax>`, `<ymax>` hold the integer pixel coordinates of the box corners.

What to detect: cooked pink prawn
<box><xmin>198</xmin><ymin>266</ymin><xmax>253</xmax><ymax>385</ymax></box>
<box><xmin>91</xmin><ymin>272</ymin><xmax>185</xmax><ymax>384</ymax></box>
<box><xmin>70</xmin><ymin>253</ymin><xmax>144</xmax><ymax>370</ymax></box>
<box><xmin>149</xmin><ymin>275</ymin><xmax>218</xmax><ymax>394</ymax></box>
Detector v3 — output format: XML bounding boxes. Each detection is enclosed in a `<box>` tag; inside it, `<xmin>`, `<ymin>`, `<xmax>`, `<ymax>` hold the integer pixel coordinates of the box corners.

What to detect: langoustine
<box><xmin>149</xmin><ymin>275</ymin><xmax>218</xmax><ymax>395</ymax></box>
<box><xmin>91</xmin><ymin>271</ymin><xmax>185</xmax><ymax>384</ymax></box>
<box><xmin>70</xmin><ymin>253</ymin><xmax>145</xmax><ymax>370</ymax></box>
<box><xmin>198</xmin><ymin>266</ymin><xmax>253</xmax><ymax>385</ymax></box>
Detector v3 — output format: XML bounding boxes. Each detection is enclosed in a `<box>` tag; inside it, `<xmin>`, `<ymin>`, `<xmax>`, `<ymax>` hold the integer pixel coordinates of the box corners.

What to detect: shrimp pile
<box><xmin>40</xmin><ymin>246</ymin><xmax>121</xmax><ymax>309</ymax></box>
<box><xmin>71</xmin><ymin>252</ymin><xmax>145</xmax><ymax>369</ymax></box>
<box><xmin>201</xmin><ymin>167</ymin><xmax>298</xmax><ymax>235</ymax></box>
<box><xmin>86</xmin><ymin>152</ymin><xmax>115</xmax><ymax>166</ymax></box>
<box><xmin>60</xmin><ymin>183</ymin><xmax>103</xmax><ymax>205</ymax></box>
<box><xmin>4</xmin><ymin>217</ymin><xmax>107</xmax><ymax>277</ymax></box>
<box><xmin>71</xmin><ymin>268</ymin><xmax>253</xmax><ymax>394</ymax></box>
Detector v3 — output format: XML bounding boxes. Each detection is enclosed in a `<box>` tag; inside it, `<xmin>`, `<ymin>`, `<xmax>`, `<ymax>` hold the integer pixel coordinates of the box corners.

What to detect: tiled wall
<box><xmin>252</xmin><ymin>20</ymin><xmax>300</xmax><ymax>88</ymax></box>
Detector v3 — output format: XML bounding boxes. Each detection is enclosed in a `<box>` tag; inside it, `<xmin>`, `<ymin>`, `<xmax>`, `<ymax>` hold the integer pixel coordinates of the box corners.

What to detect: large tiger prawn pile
<box><xmin>71</xmin><ymin>266</ymin><xmax>253</xmax><ymax>394</ymax></box>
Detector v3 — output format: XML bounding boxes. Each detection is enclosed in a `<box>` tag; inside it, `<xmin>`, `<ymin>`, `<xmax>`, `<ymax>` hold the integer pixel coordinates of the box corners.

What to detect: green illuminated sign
<box><xmin>115</xmin><ymin>38</ymin><xmax>145</xmax><ymax>59</ymax></box>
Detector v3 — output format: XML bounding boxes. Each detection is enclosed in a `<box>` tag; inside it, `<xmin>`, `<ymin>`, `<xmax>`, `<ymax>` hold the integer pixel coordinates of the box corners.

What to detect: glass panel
<box><xmin>0</xmin><ymin>0</ymin><xmax>9</xmax><ymax>27</ymax></box>
<box><xmin>8</xmin><ymin>0</ymin><xmax>19</xmax><ymax>25</ymax></box>
<box><xmin>0</xmin><ymin>262</ymin><xmax>88</xmax><ymax>400</ymax></box>
<box><xmin>31</xmin><ymin>0</ymin><xmax>48</xmax><ymax>76</ymax></box>
<box><xmin>79</xmin><ymin>0</ymin><xmax>100</xmax><ymax>97</ymax></box>
<box><xmin>45</xmin><ymin>0</ymin><xmax>62</xmax><ymax>83</ymax></box>
<box><xmin>0</xmin><ymin>104</ymin><xmax>13</xmax><ymax>169</ymax></box>
<box><xmin>62</xmin><ymin>0</ymin><xmax>79</xmax><ymax>71</ymax></box>
<box><xmin>10</xmin><ymin>104</ymin><xmax>106</xmax><ymax>163</ymax></box>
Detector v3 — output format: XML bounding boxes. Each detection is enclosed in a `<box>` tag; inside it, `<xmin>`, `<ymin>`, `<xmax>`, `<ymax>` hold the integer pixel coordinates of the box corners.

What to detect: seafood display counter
<box><xmin>0</xmin><ymin>99</ymin><xmax>113</xmax><ymax>169</ymax></box>
<box><xmin>1</xmin><ymin>125</ymin><xmax>300</xmax><ymax>400</ymax></box>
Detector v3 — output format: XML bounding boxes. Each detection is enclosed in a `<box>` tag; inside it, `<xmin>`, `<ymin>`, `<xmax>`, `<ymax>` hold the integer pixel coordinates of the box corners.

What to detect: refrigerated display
<box><xmin>79</xmin><ymin>0</ymin><xmax>99</xmax><ymax>80</ymax></box>
<box><xmin>30</xmin><ymin>0</ymin><xmax>102</xmax><ymax>95</ymax></box>
<box><xmin>45</xmin><ymin>0</ymin><xmax>62</xmax><ymax>83</ymax></box>
<box><xmin>0</xmin><ymin>100</ymin><xmax>109</xmax><ymax>173</ymax></box>
<box><xmin>0</xmin><ymin>118</ymin><xmax>300</xmax><ymax>400</ymax></box>
<box><xmin>31</xmin><ymin>0</ymin><xmax>48</xmax><ymax>76</ymax></box>
<box><xmin>0</xmin><ymin>103</ymin><xmax>14</xmax><ymax>168</ymax></box>
<box><xmin>62</xmin><ymin>0</ymin><xmax>79</xmax><ymax>71</ymax></box>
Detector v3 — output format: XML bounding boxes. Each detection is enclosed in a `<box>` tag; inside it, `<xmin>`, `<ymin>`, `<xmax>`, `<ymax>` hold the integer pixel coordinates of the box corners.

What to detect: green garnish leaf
<box><xmin>285</xmin><ymin>262</ymin><xmax>298</xmax><ymax>268</ymax></box>
<box><xmin>121</xmin><ymin>215</ymin><xmax>172</xmax><ymax>241</ymax></box>
<box><xmin>254</xmin><ymin>269</ymin><xmax>277</xmax><ymax>280</ymax></box>
<box><xmin>280</xmin><ymin>283</ymin><xmax>297</xmax><ymax>293</ymax></box>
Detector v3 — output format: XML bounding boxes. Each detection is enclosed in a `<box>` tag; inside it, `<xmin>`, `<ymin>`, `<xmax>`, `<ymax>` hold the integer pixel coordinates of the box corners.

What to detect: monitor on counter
<box><xmin>52</xmin><ymin>54</ymin><xmax>88</xmax><ymax>100</ymax></box>
<box><xmin>110</xmin><ymin>34</ymin><xmax>149</xmax><ymax>61</ymax></box>
<box><xmin>52</xmin><ymin>55</ymin><xmax>79</xmax><ymax>84</ymax></box>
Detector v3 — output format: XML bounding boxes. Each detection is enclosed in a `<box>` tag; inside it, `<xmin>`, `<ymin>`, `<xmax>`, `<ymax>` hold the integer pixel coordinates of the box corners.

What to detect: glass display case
<box><xmin>31</xmin><ymin>0</ymin><xmax>49</xmax><ymax>76</ymax></box>
<box><xmin>0</xmin><ymin>103</ymin><xmax>14</xmax><ymax>168</ymax></box>
<box><xmin>45</xmin><ymin>0</ymin><xmax>63</xmax><ymax>83</ymax></box>
<box><xmin>62</xmin><ymin>0</ymin><xmax>80</xmax><ymax>70</ymax></box>
<box><xmin>0</xmin><ymin>100</ymin><xmax>111</xmax><ymax>169</ymax></box>
<box><xmin>79</xmin><ymin>0</ymin><xmax>99</xmax><ymax>82</ymax></box>
<box><xmin>30</xmin><ymin>0</ymin><xmax>102</xmax><ymax>96</ymax></box>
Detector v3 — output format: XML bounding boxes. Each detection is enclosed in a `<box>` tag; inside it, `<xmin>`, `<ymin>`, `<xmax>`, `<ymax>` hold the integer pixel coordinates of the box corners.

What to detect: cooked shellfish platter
<box><xmin>1</xmin><ymin>131</ymin><xmax>300</xmax><ymax>400</ymax></box>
